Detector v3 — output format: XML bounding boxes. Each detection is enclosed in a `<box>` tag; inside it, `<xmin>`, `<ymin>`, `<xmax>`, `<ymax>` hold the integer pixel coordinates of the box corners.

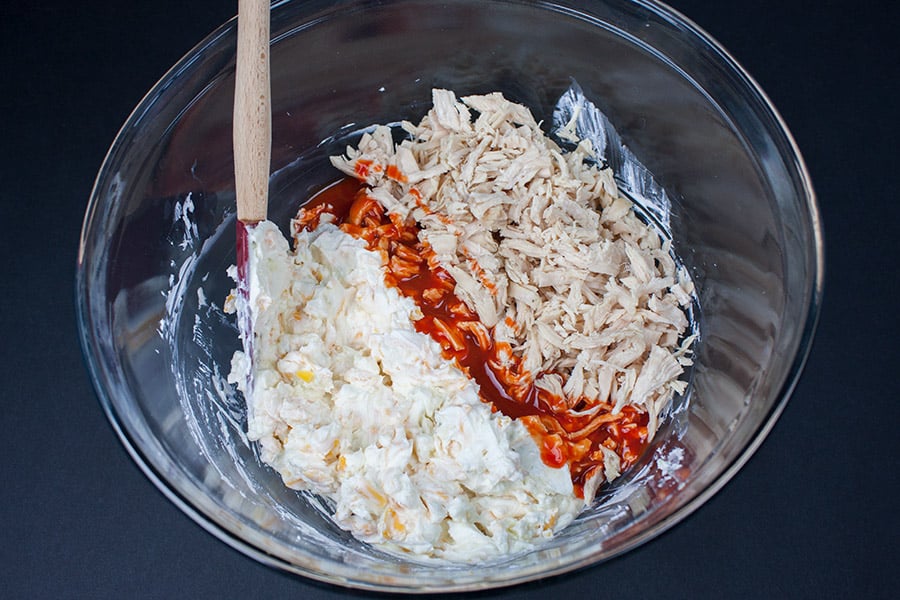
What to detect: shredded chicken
<box><xmin>331</xmin><ymin>89</ymin><xmax>694</xmax><ymax>445</ymax></box>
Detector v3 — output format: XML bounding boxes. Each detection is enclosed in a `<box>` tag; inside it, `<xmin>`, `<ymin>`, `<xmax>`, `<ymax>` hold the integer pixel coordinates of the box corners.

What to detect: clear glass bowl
<box><xmin>76</xmin><ymin>0</ymin><xmax>823</xmax><ymax>592</ymax></box>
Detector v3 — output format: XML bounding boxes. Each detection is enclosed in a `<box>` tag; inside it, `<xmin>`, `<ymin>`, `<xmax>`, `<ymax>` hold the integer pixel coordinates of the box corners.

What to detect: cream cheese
<box><xmin>228</xmin><ymin>220</ymin><xmax>583</xmax><ymax>562</ymax></box>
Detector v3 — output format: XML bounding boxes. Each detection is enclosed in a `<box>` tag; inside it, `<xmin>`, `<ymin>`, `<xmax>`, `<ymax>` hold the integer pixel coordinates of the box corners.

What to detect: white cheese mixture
<box><xmin>228</xmin><ymin>220</ymin><xmax>583</xmax><ymax>561</ymax></box>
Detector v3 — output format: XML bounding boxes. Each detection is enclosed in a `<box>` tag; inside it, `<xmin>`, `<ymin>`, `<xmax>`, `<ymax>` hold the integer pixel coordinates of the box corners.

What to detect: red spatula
<box><xmin>233</xmin><ymin>0</ymin><xmax>270</xmax><ymax>361</ymax></box>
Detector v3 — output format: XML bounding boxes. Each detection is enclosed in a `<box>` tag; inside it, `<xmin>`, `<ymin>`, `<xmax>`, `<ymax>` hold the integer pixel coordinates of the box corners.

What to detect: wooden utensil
<box><xmin>234</xmin><ymin>0</ymin><xmax>270</xmax><ymax>359</ymax></box>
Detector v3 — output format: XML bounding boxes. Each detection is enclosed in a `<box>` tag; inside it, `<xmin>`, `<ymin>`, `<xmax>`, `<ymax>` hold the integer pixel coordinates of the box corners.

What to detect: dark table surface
<box><xmin>3</xmin><ymin>1</ymin><xmax>898</xmax><ymax>598</ymax></box>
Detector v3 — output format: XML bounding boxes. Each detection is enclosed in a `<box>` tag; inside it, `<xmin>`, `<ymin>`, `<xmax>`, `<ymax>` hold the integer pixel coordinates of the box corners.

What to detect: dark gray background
<box><xmin>2</xmin><ymin>0</ymin><xmax>897</xmax><ymax>597</ymax></box>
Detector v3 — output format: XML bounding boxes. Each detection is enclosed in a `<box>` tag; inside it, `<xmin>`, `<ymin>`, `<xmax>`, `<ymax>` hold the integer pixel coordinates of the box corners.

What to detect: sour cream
<box><xmin>229</xmin><ymin>220</ymin><xmax>582</xmax><ymax>562</ymax></box>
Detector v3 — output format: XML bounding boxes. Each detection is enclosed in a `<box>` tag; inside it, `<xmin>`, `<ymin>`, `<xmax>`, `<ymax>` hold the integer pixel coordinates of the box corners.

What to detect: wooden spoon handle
<box><xmin>234</xmin><ymin>0</ymin><xmax>270</xmax><ymax>224</ymax></box>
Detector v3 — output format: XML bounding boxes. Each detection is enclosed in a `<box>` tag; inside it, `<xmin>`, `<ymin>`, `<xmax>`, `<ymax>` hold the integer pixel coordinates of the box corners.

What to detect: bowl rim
<box><xmin>76</xmin><ymin>0</ymin><xmax>824</xmax><ymax>592</ymax></box>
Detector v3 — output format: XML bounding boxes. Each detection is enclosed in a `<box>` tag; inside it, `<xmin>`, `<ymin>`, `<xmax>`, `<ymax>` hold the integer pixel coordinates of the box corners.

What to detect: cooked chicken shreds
<box><xmin>331</xmin><ymin>89</ymin><xmax>694</xmax><ymax>486</ymax></box>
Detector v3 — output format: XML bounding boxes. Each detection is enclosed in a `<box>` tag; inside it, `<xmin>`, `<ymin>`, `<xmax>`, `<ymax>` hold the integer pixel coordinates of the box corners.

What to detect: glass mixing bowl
<box><xmin>76</xmin><ymin>0</ymin><xmax>823</xmax><ymax>592</ymax></box>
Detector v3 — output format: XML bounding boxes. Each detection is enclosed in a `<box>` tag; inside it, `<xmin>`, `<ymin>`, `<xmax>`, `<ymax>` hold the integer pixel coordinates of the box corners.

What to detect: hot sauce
<box><xmin>294</xmin><ymin>178</ymin><xmax>650</xmax><ymax>498</ymax></box>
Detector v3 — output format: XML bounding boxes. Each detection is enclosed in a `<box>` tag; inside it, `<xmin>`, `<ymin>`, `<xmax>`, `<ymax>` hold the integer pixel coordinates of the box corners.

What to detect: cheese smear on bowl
<box><xmin>228</xmin><ymin>220</ymin><xmax>583</xmax><ymax>561</ymax></box>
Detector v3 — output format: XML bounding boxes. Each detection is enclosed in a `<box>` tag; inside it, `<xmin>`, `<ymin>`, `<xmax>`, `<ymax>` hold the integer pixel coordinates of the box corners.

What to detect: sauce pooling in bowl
<box><xmin>296</xmin><ymin>177</ymin><xmax>652</xmax><ymax>498</ymax></box>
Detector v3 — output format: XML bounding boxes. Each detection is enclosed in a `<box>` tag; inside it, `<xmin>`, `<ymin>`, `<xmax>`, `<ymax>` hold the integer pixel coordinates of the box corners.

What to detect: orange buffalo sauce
<box><xmin>294</xmin><ymin>178</ymin><xmax>649</xmax><ymax>498</ymax></box>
